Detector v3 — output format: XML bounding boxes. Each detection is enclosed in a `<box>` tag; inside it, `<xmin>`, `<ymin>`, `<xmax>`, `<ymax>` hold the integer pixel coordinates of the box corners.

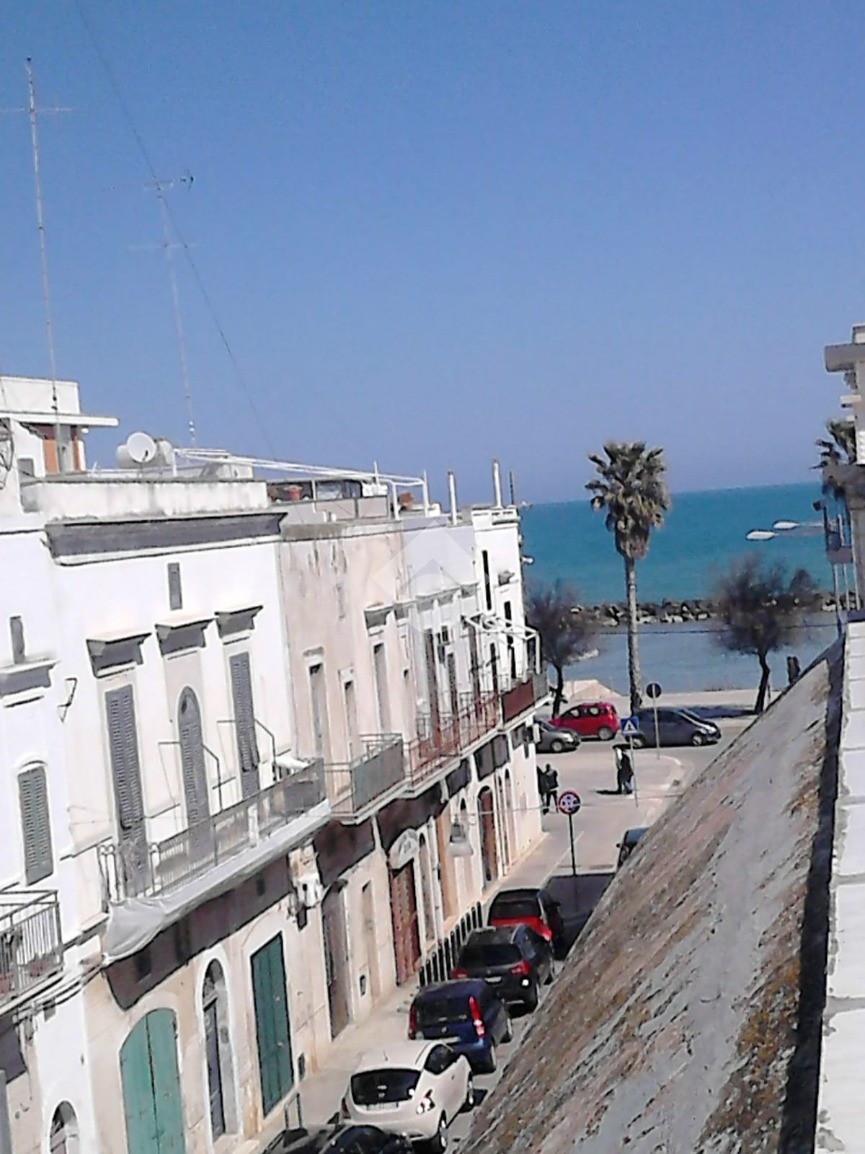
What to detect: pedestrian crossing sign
<box><xmin>621</xmin><ymin>717</ymin><xmax>641</xmax><ymax>737</ymax></box>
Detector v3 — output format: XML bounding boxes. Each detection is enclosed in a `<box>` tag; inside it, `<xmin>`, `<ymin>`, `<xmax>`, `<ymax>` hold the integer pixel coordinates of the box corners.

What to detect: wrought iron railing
<box><xmin>0</xmin><ymin>889</ymin><xmax>62</xmax><ymax>1005</ymax></box>
<box><xmin>406</xmin><ymin>691</ymin><xmax>501</xmax><ymax>790</ymax></box>
<box><xmin>328</xmin><ymin>736</ymin><xmax>406</xmax><ymax>819</ymax></box>
<box><xmin>97</xmin><ymin>761</ymin><xmax>326</xmax><ymax>905</ymax></box>
<box><xmin>419</xmin><ymin>901</ymin><xmax>483</xmax><ymax>987</ymax></box>
<box><xmin>500</xmin><ymin>670</ymin><xmax>551</xmax><ymax>724</ymax></box>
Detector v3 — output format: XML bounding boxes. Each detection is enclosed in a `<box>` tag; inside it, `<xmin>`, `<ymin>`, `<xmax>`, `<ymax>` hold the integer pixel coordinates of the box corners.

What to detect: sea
<box><xmin>520</xmin><ymin>482</ymin><xmax>844</xmax><ymax>697</ymax></box>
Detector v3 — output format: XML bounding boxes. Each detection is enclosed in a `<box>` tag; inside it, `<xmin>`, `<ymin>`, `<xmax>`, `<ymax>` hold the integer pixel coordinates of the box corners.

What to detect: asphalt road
<box><xmin>446</xmin><ymin>714</ymin><xmax>750</xmax><ymax>1148</ymax></box>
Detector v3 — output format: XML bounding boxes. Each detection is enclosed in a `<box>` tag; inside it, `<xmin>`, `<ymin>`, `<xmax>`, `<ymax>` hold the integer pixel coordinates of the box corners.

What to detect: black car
<box><xmin>535</xmin><ymin>719</ymin><xmax>580</xmax><ymax>753</ymax></box>
<box><xmin>631</xmin><ymin>707</ymin><xmax>721</xmax><ymax>748</ymax></box>
<box><xmin>451</xmin><ymin>925</ymin><xmax>553</xmax><ymax>1011</ymax></box>
<box><xmin>616</xmin><ymin>826</ymin><xmax>648</xmax><ymax>870</ymax></box>
<box><xmin>409</xmin><ymin>978</ymin><xmax>512</xmax><ymax>1073</ymax></box>
<box><xmin>263</xmin><ymin>1123</ymin><xmax>413</xmax><ymax>1154</ymax></box>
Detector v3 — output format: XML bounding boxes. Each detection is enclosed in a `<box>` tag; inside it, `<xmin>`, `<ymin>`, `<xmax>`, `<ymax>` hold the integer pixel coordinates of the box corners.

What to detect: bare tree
<box><xmin>526</xmin><ymin>581</ymin><xmax>598</xmax><ymax>716</ymax></box>
<box><xmin>712</xmin><ymin>555</ymin><xmax>821</xmax><ymax>713</ymax></box>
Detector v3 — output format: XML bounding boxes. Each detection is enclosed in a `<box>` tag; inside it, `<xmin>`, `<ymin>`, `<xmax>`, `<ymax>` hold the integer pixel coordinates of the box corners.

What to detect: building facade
<box><xmin>0</xmin><ymin>375</ymin><xmax>546</xmax><ymax>1154</ymax></box>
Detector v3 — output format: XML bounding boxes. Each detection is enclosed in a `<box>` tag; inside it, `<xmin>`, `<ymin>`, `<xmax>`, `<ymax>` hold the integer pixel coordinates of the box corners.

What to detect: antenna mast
<box><xmin>25</xmin><ymin>58</ymin><xmax>63</xmax><ymax>465</ymax></box>
<box><xmin>146</xmin><ymin>175</ymin><xmax>197</xmax><ymax>447</ymax></box>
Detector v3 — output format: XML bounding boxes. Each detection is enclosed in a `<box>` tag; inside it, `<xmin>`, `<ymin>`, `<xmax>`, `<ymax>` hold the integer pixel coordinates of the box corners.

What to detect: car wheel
<box><xmin>691</xmin><ymin>732</ymin><xmax>705</xmax><ymax>746</ymax></box>
<box><xmin>430</xmin><ymin>1113</ymin><xmax>448</xmax><ymax>1152</ymax></box>
<box><xmin>631</xmin><ymin>734</ymin><xmax>647</xmax><ymax>749</ymax></box>
<box><xmin>597</xmin><ymin>726</ymin><xmax>613</xmax><ymax>741</ymax></box>
<box><xmin>544</xmin><ymin>962</ymin><xmax>554</xmax><ymax>985</ymax></box>
<box><xmin>482</xmin><ymin>1044</ymin><xmax>497</xmax><ymax>1074</ymax></box>
<box><xmin>550</xmin><ymin>738</ymin><xmax>565</xmax><ymax>753</ymax></box>
<box><xmin>524</xmin><ymin>981</ymin><xmax>539</xmax><ymax>1011</ymax></box>
<box><xmin>463</xmin><ymin>1073</ymin><xmax>476</xmax><ymax>1111</ymax></box>
<box><xmin>502</xmin><ymin>1012</ymin><xmax>514</xmax><ymax>1042</ymax></box>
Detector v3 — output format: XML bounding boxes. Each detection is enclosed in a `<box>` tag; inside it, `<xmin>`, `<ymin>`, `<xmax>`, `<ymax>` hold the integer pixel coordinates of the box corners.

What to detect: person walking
<box><xmin>537</xmin><ymin>764</ymin><xmax>549</xmax><ymax>812</ymax></box>
<box><xmin>618</xmin><ymin>747</ymin><xmax>634</xmax><ymax>795</ymax></box>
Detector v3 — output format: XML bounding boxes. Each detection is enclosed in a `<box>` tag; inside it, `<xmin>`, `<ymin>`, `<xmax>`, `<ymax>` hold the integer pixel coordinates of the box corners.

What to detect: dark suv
<box><xmin>264</xmin><ymin>1123</ymin><xmax>412</xmax><ymax>1153</ymax></box>
<box><xmin>408</xmin><ymin>979</ymin><xmax>512</xmax><ymax>1073</ymax></box>
<box><xmin>451</xmin><ymin>926</ymin><xmax>553</xmax><ymax>1011</ymax></box>
<box><xmin>487</xmin><ymin>887</ymin><xmax>564</xmax><ymax>949</ymax></box>
<box><xmin>631</xmin><ymin>707</ymin><xmax>721</xmax><ymax>748</ymax></box>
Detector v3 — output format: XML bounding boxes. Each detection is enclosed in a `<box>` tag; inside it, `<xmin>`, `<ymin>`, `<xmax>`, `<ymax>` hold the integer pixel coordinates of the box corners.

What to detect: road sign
<box><xmin>621</xmin><ymin>717</ymin><xmax>641</xmax><ymax>737</ymax></box>
<box><xmin>646</xmin><ymin>682</ymin><xmax>662</xmax><ymax>700</ymax></box>
<box><xmin>557</xmin><ymin>790</ymin><xmax>581</xmax><ymax>815</ymax></box>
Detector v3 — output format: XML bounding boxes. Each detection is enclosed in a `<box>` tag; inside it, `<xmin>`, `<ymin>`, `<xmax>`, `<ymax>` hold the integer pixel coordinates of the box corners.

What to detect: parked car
<box><xmin>535</xmin><ymin>718</ymin><xmax>580</xmax><ymax>753</ymax></box>
<box><xmin>408</xmin><ymin>979</ymin><xmax>512</xmax><ymax>1073</ymax></box>
<box><xmin>342</xmin><ymin>1041</ymin><xmax>473</xmax><ymax>1151</ymax></box>
<box><xmin>549</xmin><ymin>701</ymin><xmax>620</xmax><ymax>741</ymax></box>
<box><xmin>451</xmin><ymin>925</ymin><xmax>553</xmax><ymax>1011</ymax></box>
<box><xmin>630</xmin><ymin>707</ymin><xmax>721</xmax><ymax>748</ymax></box>
<box><xmin>487</xmin><ymin>886</ymin><xmax>564</xmax><ymax>948</ymax></box>
<box><xmin>264</xmin><ymin>1123</ymin><xmax>413</xmax><ymax>1154</ymax></box>
<box><xmin>616</xmin><ymin>826</ymin><xmax>648</xmax><ymax>870</ymax></box>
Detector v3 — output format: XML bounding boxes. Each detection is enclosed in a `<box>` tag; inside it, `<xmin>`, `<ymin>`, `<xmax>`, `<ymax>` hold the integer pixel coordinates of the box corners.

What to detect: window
<box><xmin>309</xmin><ymin>662</ymin><xmax>330</xmax><ymax>761</ymax></box>
<box><xmin>9</xmin><ymin>616</ymin><xmax>25</xmax><ymax>664</ymax></box>
<box><xmin>230</xmin><ymin>652</ymin><xmax>260</xmax><ymax>798</ymax></box>
<box><xmin>372</xmin><ymin>643</ymin><xmax>391</xmax><ymax>731</ymax></box>
<box><xmin>19</xmin><ymin>764</ymin><xmax>52</xmax><ymax>883</ymax></box>
<box><xmin>167</xmin><ymin>563</ymin><xmax>183</xmax><ymax>611</ymax></box>
<box><xmin>343</xmin><ymin>679</ymin><xmax>359</xmax><ymax>760</ymax></box>
<box><xmin>49</xmin><ymin>1103</ymin><xmax>79</xmax><ymax>1154</ymax></box>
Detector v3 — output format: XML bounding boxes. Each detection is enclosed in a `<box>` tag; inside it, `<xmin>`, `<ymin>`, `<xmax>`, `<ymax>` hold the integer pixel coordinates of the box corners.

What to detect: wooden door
<box><xmin>389</xmin><ymin>861</ymin><xmax>421</xmax><ymax>985</ymax></box>
<box><xmin>120</xmin><ymin>1009</ymin><xmax>186</xmax><ymax>1154</ymax></box>
<box><xmin>251</xmin><ymin>936</ymin><xmax>293</xmax><ymax>1115</ymax></box>
<box><xmin>322</xmin><ymin>886</ymin><xmax>351</xmax><ymax>1038</ymax></box>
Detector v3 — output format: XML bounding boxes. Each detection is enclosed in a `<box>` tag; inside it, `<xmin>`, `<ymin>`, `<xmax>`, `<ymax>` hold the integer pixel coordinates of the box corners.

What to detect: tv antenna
<box><xmin>2</xmin><ymin>61</ymin><xmax>71</xmax><ymax>465</ymax></box>
<box><xmin>143</xmin><ymin>172</ymin><xmax>197</xmax><ymax>446</ymax></box>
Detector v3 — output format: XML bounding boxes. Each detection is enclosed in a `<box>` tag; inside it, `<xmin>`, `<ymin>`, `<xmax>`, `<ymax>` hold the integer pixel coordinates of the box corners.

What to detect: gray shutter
<box><xmin>105</xmin><ymin>686</ymin><xmax>146</xmax><ymax>840</ymax></box>
<box><xmin>178</xmin><ymin>688</ymin><xmax>210</xmax><ymax>826</ymax></box>
<box><xmin>230</xmin><ymin>653</ymin><xmax>260</xmax><ymax>798</ymax></box>
<box><xmin>19</xmin><ymin>765</ymin><xmax>53</xmax><ymax>884</ymax></box>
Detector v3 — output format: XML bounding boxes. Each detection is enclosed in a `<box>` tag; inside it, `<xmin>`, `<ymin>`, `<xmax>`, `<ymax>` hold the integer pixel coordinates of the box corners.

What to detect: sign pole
<box><xmin>568</xmin><ymin>812</ymin><xmax>577</xmax><ymax>878</ymax></box>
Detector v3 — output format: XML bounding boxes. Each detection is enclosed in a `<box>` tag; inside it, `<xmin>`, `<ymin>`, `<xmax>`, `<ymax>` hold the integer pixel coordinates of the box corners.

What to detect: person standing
<box><xmin>537</xmin><ymin>764</ymin><xmax>549</xmax><ymax>812</ymax></box>
<box><xmin>546</xmin><ymin>765</ymin><xmax>559</xmax><ymax>811</ymax></box>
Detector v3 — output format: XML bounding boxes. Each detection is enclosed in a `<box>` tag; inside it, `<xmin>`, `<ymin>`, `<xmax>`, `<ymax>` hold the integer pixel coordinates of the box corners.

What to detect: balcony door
<box><xmin>178</xmin><ymin>688</ymin><xmax>211</xmax><ymax>861</ymax></box>
<box><xmin>229</xmin><ymin>652</ymin><xmax>260</xmax><ymax>798</ymax></box>
<box><xmin>105</xmin><ymin>686</ymin><xmax>148</xmax><ymax>892</ymax></box>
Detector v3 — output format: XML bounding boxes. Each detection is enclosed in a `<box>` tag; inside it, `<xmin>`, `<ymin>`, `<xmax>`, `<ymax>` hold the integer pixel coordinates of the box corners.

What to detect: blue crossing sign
<box><xmin>621</xmin><ymin>717</ymin><xmax>641</xmax><ymax>738</ymax></box>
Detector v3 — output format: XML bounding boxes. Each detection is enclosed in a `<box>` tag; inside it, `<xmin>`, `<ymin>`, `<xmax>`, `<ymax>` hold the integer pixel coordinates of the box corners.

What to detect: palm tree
<box><xmin>587</xmin><ymin>441</ymin><xmax>670</xmax><ymax>713</ymax></box>
<box><xmin>816</xmin><ymin>416</ymin><xmax>856</xmax><ymax>467</ymax></box>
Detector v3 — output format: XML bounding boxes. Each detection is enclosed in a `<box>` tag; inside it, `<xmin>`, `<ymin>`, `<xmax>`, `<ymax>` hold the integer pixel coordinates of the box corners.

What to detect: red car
<box><xmin>487</xmin><ymin>887</ymin><xmax>564</xmax><ymax>947</ymax></box>
<box><xmin>550</xmin><ymin>701</ymin><xmax>620</xmax><ymax>741</ymax></box>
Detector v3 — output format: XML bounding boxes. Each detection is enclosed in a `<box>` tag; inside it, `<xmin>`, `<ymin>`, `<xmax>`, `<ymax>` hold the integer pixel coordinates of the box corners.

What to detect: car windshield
<box><xmin>415</xmin><ymin>995</ymin><xmax>472</xmax><ymax>1025</ymax></box>
<box><xmin>489</xmin><ymin>895</ymin><xmax>539</xmax><ymax>920</ymax></box>
<box><xmin>460</xmin><ymin>941</ymin><xmax>520</xmax><ymax>967</ymax></box>
<box><xmin>678</xmin><ymin>709</ymin><xmax>708</xmax><ymax>724</ymax></box>
<box><xmin>351</xmin><ymin>1068</ymin><xmax>420</xmax><ymax>1105</ymax></box>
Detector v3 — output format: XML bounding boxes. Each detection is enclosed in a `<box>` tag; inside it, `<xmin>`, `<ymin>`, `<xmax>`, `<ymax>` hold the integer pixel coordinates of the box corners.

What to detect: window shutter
<box><xmin>19</xmin><ymin>764</ymin><xmax>53</xmax><ymax>884</ymax></box>
<box><xmin>230</xmin><ymin>653</ymin><xmax>259</xmax><ymax>797</ymax></box>
<box><xmin>105</xmin><ymin>686</ymin><xmax>145</xmax><ymax>838</ymax></box>
<box><xmin>167</xmin><ymin>563</ymin><xmax>183</xmax><ymax>612</ymax></box>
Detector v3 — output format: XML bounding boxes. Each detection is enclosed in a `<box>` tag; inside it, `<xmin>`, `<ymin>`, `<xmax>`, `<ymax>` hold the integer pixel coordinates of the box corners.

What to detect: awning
<box><xmin>377</xmin><ymin>785</ymin><xmax>446</xmax><ymax>853</ymax></box>
<box><xmin>314</xmin><ymin>820</ymin><xmax>376</xmax><ymax>889</ymax></box>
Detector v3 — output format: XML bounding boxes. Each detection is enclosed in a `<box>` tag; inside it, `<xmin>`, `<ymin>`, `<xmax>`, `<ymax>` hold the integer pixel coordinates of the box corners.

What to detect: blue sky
<box><xmin>0</xmin><ymin>2</ymin><xmax>861</xmax><ymax>501</ymax></box>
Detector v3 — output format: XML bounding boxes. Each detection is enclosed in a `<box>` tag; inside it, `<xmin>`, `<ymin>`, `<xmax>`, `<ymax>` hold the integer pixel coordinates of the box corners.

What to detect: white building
<box><xmin>0</xmin><ymin>375</ymin><xmax>546</xmax><ymax>1154</ymax></box>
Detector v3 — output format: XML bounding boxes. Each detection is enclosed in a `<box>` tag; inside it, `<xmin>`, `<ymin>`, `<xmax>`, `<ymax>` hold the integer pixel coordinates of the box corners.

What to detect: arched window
<box><xmin>203</xmin><ymin>960</ymin><xmax>237</xmax><ymax>1139</ymax></box>
<box><xmin>49</xmin><ymin>1103</ymin><xmax>79</xmax><ymax>1154</ymax></box>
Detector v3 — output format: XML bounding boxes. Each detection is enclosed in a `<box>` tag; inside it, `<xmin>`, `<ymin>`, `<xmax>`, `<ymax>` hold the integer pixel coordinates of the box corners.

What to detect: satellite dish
<box><xmin>116</xmin><ymin>432</ymin><xmax>157</xmax><ymax>468</ymax></box>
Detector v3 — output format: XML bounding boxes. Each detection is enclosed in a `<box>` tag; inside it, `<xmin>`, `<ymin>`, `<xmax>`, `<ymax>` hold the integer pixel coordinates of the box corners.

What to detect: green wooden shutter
<box><xmin>120</xmin><ymin>1010</ymin><xmax>186</xmax><ymax>1154</ymax></box>
<box><xmin>19</xmin><ymin>764</ymin><xmax>52</xmax><ymax>883</ymax></box>
<box><xmin>251</xmin><ymin>936</ymin><xmax>293</xmax><ymax>1115</ymax></box>
<box><xmin>229</xmin><ymin>653</ymin><xmax>260</xmax><ymax>798</ymax></box>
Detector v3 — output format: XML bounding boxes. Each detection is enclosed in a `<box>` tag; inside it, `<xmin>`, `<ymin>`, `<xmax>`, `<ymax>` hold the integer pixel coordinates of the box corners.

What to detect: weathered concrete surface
<box><xmin>463</xmin><ymin>644</ymin><xmax>842</xmax><ymax>1154</ymax></box>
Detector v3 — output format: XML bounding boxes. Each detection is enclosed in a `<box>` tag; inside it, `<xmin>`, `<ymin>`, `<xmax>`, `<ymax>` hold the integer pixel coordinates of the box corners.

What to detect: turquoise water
<box><xmin>521</xmin><ymin>482</ymin><xmax>840</xmax><ymax>695</ymax></box>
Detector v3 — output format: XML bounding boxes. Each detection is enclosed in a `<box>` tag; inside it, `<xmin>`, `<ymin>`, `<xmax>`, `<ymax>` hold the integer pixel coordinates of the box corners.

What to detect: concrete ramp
<box><xmin>463</xmin><ymin>642</ymin><xmax>842</xmax><ymax>1153</ymax></box>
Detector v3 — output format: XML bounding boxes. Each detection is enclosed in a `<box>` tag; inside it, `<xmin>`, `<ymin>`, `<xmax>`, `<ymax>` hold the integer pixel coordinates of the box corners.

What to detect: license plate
<box><xmin>486</xmin><ymin>976</ymin><xmax>502</xmax><ymax>983</ymax></box>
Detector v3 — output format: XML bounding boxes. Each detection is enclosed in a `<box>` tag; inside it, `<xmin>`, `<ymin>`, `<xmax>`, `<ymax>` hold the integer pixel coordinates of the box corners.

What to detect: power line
<box><xmin>72</xmin><ymin>0</ymin><xmax>277</xmax><ymax>456</ymax></box>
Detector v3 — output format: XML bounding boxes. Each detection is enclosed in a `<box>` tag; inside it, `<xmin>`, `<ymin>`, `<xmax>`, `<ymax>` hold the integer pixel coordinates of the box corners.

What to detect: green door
<box><xmin>120</xmin><ymin>1009</ymin><xmax>186</xmax><ymax>1154</ymax></box>
<box><xmin>251</xmin><ymin>936</ymin><xmax>293</xmax><ymax>1115</ymax></box>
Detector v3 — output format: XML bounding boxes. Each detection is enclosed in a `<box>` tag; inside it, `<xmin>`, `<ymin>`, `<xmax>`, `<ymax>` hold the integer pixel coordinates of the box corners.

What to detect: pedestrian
<box><xmin>537</xmin><ymin>764</ymin><xmax>549</xmax><ymax>812</ymax></box>
<box><xmin>619</xmin><ymin>748</ymin><xmax>634</xmax><ymax>795</ymax></box>
<box><xmin>546</xmin><ymin>765</ymin><xmax>559</xmax><ymax>811</ymax></box>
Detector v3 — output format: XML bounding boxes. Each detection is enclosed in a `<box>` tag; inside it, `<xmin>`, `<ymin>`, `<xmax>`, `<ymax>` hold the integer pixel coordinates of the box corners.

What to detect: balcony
<box><xmin>406</xmin><ymin>691</ymin><xmax>501</xmax><ymax>794</ymax></box>
<box><xmin>0</xmin><ymin>890</ymin><xmax>63</xmax><ymax>1007</ymax></box>
<box><xmin>329</xmin><ymin>736</ymin><xmax>407</xmax><ymax>822</ymax></box>
<box><xmin>98</xmin><ymin>761</ymin><xmax>327</xmax><ymax>913</ymax></box>
<box><xmin>501</xmin><ymin>670</ymin><xmax>550</xmax><ymax>724</ymax></box>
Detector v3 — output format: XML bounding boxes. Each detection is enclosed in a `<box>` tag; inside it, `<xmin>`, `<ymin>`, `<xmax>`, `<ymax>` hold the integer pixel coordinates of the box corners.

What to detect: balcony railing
<box><xmin>500</xmin><ymin>670</ymin><xmax>551</xmax><ymax>724</ymax></box>
<box><xmin>406</xmin><ymin>691</ymin><xmax>500</xmax><ymax>791</ymax></box>
<box><xmin>98</xmin><ymin>761</ymin><xmax>326</xmax><ymax>905</ymax></box>
<box><xmin>0</xmin><ymin>890</ymin><xmax>62</xmax><ymax>1006</ymax></box>
<box><xmin>329</xmin><ymin>735</ymin><xmax>406</xmax><ymax>820</ymax></box>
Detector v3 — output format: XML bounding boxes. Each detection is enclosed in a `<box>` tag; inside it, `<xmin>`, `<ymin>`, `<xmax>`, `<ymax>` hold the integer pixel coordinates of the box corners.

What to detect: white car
<box><xmin>342</xmin><ymin>1040</ymin><xmax>473</xmax><ymax>1150</ymax></box>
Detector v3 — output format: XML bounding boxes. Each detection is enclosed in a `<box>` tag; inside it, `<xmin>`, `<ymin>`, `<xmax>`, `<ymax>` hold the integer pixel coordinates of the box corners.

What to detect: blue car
<box><xmin>408</xmin><ymin>979</ymin><xmax>513</xmax><ymax>1073</ymax></box>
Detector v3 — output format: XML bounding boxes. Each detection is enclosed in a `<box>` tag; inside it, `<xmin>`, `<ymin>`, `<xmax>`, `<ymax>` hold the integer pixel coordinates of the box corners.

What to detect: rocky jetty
<box><xmin>580</xmin><ymin>590</ymin><xmax>848</xmax><ymax>627</ymax></box>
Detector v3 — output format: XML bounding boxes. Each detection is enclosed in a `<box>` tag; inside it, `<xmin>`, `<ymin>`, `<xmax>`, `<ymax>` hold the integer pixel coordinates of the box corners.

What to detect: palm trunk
<box><xmin>755</xmin><ymin>653</ymin><xmax>771</xmax><ymax>713</ymax></box>
<box><xmin>552</xmin><ymin>664</ymin><xmax>565</xmax><ymax>717</ymax></box>
<box><xmin>624</xmin><ymin>554</ymin><xmax>642</xmax><ymax>714</ymax></box>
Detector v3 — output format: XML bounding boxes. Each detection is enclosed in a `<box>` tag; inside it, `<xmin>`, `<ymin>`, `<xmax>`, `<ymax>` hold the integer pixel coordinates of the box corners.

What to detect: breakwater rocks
<box><xmin>582</xmin><ymin>593</ymin><xmax>846</xmax><ymax>627</ymax></box>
